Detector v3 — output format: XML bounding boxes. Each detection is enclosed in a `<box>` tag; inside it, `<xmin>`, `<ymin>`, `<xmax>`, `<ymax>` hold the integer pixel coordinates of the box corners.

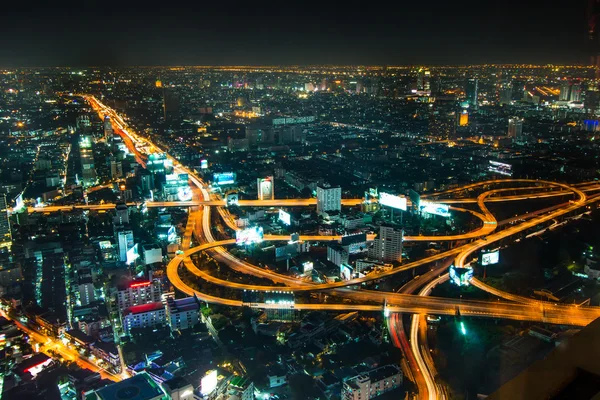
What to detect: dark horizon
<box><xmin>0</xmin><ymin>1</ymin><xmax>591</xmax><ymax>67</ymax></box>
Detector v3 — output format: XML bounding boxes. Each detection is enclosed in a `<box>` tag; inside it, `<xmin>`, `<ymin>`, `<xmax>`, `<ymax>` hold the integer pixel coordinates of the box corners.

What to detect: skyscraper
<box><xmin>559</xmin><ymin>82</ymin><xmax>571</xmax><ymax>101</ymax></box>
<box><xmin>116</xmin><ymin>229</ymin><xmax>134</xmax><ymax>262</ymax></box>
<box><xmin>103</xmin><ymin>116</ymin><xmax>113</xmax><ymax>142</ymax></box>
<box><xmin>368</xmin><ymin>225</ymin><xmax>403</xmax><ymax>263</ymax></box>
<box><xmin>570</xmin><ymin>83</ymin><xmax>582</xmax><ymax>102</ymax></box>
<box><xmin>0</xmin><ymin>194</ymin><xmax>12</xmax><ymax>248</ymax></box>
<box><xmin>499</xmin><ymin>83</ymin><xmax>513</xmax><ymax>105</ymax></box>
<box><xmin>316</xmin><ymin>185</ymin><xmax>341</xmax><ymax>215</ymax></box>
<box><xmin>466</xmin><ymin>78</ymin><xmax>478</xmax><ymax>110</ymax></box>
<box><xmin>508</xmin><ymin>117</ymin><xmax>524</xmax><ymax>140</ymax></box>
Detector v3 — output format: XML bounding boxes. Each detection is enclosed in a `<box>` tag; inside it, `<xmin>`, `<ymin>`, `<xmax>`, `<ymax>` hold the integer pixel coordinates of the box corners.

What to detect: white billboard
<box><xmin>481</xmin><ymin>251</ymin><xmax>500</xmax><ymax>266</ymax></box>
<box><xmin>379</xmin><ymin>192</ymin><xmax>407</xmax><ymax>211</ymax></box>
<box><xmin>235</xmin><ymin>226</ymin><xmax>264</xmax><ymax>245</ymax></box>
<box><xmin>488</xmin><ymin>160</ymin><xmax>513</xmax><ymax>176</ymax></box>
<box><xmin>201</xmin><ymin>369</ymin><xmax>217</xmax><ymax>396</ymax></box>
<box><xmin>420</xmin><ymin>201</ymin><xmax>451</xmax><ymax>217</ymax></box>
<box><xmin>279</xmin><ymin>209</ymin><xmax>291</xmax><ymax>225</ymax></box>
<box><xmin>303</xmin><ymin>261</ymin><xmax>314</xmax><ymax>274</ymax></box>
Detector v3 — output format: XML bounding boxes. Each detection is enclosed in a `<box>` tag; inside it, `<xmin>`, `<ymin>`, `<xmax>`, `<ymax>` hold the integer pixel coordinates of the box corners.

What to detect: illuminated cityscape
<box><xmin>1</xmin><ymin>2</ymin><xmax>600</xmax><ymax>400</ymax></box>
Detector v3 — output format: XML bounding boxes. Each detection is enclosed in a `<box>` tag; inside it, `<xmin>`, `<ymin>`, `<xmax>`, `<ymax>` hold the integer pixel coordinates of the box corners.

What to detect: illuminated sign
<box><xmin>200</xmin><ymin>159</ymin><xmax>208</xmax><ymax>169</ymax></box>
<box><xmin>303</xmin><ymin>261</ymin><xmax>314</xmax><ymax>274</ymax></box>
<box><xmin>201</xmin><ymin>369</ymin><xmax>218</xmax><ymax>396</ymax></box>
<box><xmin>126</xmin><ymin>244</ymin><xmax>139</xmax><ymax>265</ymax></box>
<box><xmin>257</xmin><ymin>177</ymin><xmax>274</xmax><ymax>200</ymax></box>
<box><xmin>177</xmin><ymin>186</ymin><xmax>193</xmax><ymax>201</ymax></box>
<box><xmin>235</xmin><ymin>226</ymin><xmax>264</xmax><ymax>245</ymax></box>
<box><xmin>420</xmin><ymin>201</ymin><xmax>451</xmax><ymax>217</ymax></box>
<box><xmin>488</xmin><ymin>160</ymin><xmax>513</xmax><ymax>176</ymax></box>
<box><xmin>481</xmin><ymin>250</ymin><xmax>500</xmax><ymax>266</ymax></box>
<box><xmin>449</xmin><ymin>266</ymin><xmax>473</xmax><ymax>286</ymax></box>
<box><xmin>340</xmin><ymin>264</ymin><xmax>353</xmax><ymax>281</ymax></box>
<box><xmin>213</xmin><ymin>172</ymin><xmax>236</xmax><ymax>185</ymax></box>
<box><xmin>130</xmin><ymin>281</ymin><xmax>151</xmax><ymax>289</ymax></box>
<box><xmin>379</xmin><ymin>192</ymin><xmax>407</xmax><ymax>211</ymax></box>
<box><xmin>226</xmin><ymin>193</ymin><xmax>239</xmax><ymax>206</ymax></box>
<box><xmin>98</xmin><ymin>241</ymin><xmax>112</xmax><ymax>250</ymax></box>
<box><xmin>279</xmin><ymin>209</ymin><xmax>291</xmax><ymax>226</ymax></box>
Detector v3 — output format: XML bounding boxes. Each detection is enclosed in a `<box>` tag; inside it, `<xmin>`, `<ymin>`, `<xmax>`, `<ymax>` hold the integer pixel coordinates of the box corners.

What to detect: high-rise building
<box><xmin>116</xmin><ymin>279</ymin><xmax>162</xmax><ymax>312</ymax></box>
<box><xmin>114</xmin><ymin>202</ymin><xmax>129</xmax><ymax>225</ymax></box>
<box><xmin>116</xmin><ymin>229</ymin><xmax>134</xmax><ymax>262</ymax></box>
<box><xmin>110</xmin><ymin>157</ymin><xmax>122</xmax><ymax>179</ymax></box>
<box><xmin>166</xmin><ymin>297</ymin><xmax>200</xmax><ymax>331</ymax></box>
<box><xmin>78</xmin><ymin>277</ymin><xmax>95</xmax><ymax>306</ymax></box>
<box><xmin>122</xmin><ymin>302</ymin><xmax>166</xmax><ymax>332</ymax></box>
<box><xmin>416</xmin><ymin>68</ymin><xmax>430</xmax><ymax>92</ymax></box>
<box><xmin>499</xmin><ymin>83</ymin><xmax>513</xmax><ymax>105</ymax></box>
<box><xmin>0</xmin><ymin>194</ymin><xmax>12</xmax><ymax>248</ymax></box>
<box><xmin>316</xmin><ymin>185</ymin><xmax>342</xmax><ymax>215</ymax></box>
<box><xmin>342</xmin><ymin>364</ymin><xmax>403</xmax><ymax>400</ymax></box>
<box><xmin>163</xmin><ymin>89</ymin><xmax>180</xmax><ymax>121</ymax></box>
<box><xmin>570</xmin><ymin>83</ymin><xmax>582</xmax><ymax>102</ymax></box>
<box><xmin>559</xmin><ymin>82</ymin><xmax>571</xmax><ymax>101</ymax></box>
<box><xmin>103</xmin><ymin>116</ymin><xmax>113</xmax><ymax>142</ymax></box>
<box><xmin>459</xmin><ymin>109</ymin><xmax>469</xmax><ymax>126</ymax></box>
<box><xmin>79</xmin><ymin>136</ymin><xmax>96</xmax><ymax>186</ymax></box>
<box><xmin>368</xmin><ymin>224</ymin><xmax>403</xmax><ymax>263</ymax></box>
<box><xmin>508</xmin><ymin>117</ymin><xmax>524</xmax><ymax>140</ymax></box>
<box><xmin>585</xmin><ymin>89</ymin><xmax>600</xmax><ymax>115</ymax></box>
<box><xmin>466</xmin><ymin>78</ymin><xmax>478</xmax><ymax>110</ymax></box>
<box><xmin>257</xmin><ymin>176</ymin><xmax>275</xmax><ymax>200</ymax></box>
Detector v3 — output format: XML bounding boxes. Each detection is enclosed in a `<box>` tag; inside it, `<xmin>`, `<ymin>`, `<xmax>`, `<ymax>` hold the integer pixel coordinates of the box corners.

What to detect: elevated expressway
<box><xmin>167</xmin><ymin>179</ymin><xmax>600</xmax><ymax>328</ymax></box>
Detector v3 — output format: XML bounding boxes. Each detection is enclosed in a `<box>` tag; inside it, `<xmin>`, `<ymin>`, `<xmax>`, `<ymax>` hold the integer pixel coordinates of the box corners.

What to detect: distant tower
<box><xmin>466</xmin><ymin>78</ymin><xmax>478</xmax><ymax>110</ymax></box>
<box><xmin>507</xmin><ymin>117</ymin><xmax>523</xmax><ymax>140</ymax></box>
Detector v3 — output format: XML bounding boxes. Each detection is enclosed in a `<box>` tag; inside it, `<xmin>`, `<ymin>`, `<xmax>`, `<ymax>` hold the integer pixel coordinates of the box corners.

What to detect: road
<box><xmin>0</xmin><ymin>310</ymin><xmax>120</xmax><ymax>382</ymax></box>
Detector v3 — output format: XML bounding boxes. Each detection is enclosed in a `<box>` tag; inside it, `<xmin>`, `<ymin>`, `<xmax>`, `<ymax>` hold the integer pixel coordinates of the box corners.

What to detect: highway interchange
<box><xmin>84</xmin><ymin>96</ymin><xmax>600</xmax><ymax>399</ymax></box>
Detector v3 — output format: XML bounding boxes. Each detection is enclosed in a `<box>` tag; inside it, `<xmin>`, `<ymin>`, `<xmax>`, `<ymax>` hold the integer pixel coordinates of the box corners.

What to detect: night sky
<box><xmin>0</xmin><ymin>1</ymin><xmax>589</xmax><ymax>66</ymax></box>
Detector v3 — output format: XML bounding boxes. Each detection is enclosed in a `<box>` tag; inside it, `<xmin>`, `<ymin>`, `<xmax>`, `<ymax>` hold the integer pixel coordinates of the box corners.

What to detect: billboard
<box><xmin>303</xmin><ymin>261</ymin><xmax>314</xmax><ymax>274</ymax></box>
<box><xmin>236</xmin><ymin>226</ymin><xmax>264</xmax><ymax>245</ymax></box>
<box><xmin>177</xmin><ymin>186</ymin><xmax>193</xmax><ymax>201</ymax></box>
<box><xmin>449</xmin><ymin>266</ymin><xmax>473</xmax><ymax>286</ymax></box>
<box><xmin>213</xmin><ymin>172</ymin><xmax>236</xmax><ymax>185</ymax></box>
<box><xmin>257</xmin><ymin>176</ymin><xmax>274</xmax><ymax>200</ymax></box>
<box><xmin>488</xmin><ymin>160</ymin><xmax>513</xmax><ymax>176</ymax></box>
<box><xmin>201</xmin><ymin>369</ymin><xmax>218</xmax><ymax>396</ymax></box>
<box><xmin>279</xmin><ymin>209</ymin><xmax>291</xmax><ymax>225</ymax></box>
<box><xmin>420</xmin><ymin>201</ymin><xmax>451</xmax><ymax>217</ymax></box>
<box><xmin>126</xmin><ymin>243</ymin><xmax>139</xmax><ymax>266</ymax></box>
<box><xmin>481</xmin><ymin>250</ymin><xmax>500</xmax><ymax>266</ymax></box>
<box><xmin>226</xmin><ymin>193</ymin><xmax>239</xmax><ymax>206</ymax></box>
<box><xmin>379</xmin><ymin>192</ymin><xmax>407</xmax><ymax>211</ymax></box>
<box><xmin>200</xmin><ymin>159</ymin><xmax>208</xmax><ymax>169</ymax></box>
<box><xmin>340</xmin><ymin>264</ymin><xmax>353</xmax><ymax>281</ymax></box>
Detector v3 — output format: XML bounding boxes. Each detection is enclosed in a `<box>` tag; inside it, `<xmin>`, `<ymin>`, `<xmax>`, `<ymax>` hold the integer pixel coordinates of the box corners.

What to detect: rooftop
<box><xmin>124</xmin><ymin>302</ymin><xmax>164</xmax><ymax>316</ymax></box>
<box><xmin>91</xmin><ymin>373</ymin><xmax>167</xmax><ymax>400</ymax></box>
